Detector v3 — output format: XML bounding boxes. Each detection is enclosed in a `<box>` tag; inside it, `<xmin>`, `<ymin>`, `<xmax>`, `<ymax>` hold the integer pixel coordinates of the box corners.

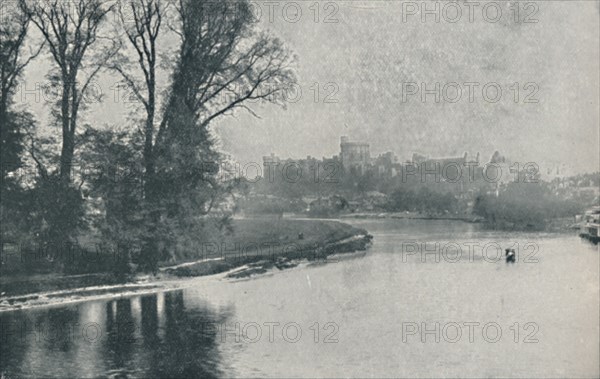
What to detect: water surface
<box><xmin>1</xmin><ymin>219</ymin><xmax>598</xmax><ymax>378</ymax></box>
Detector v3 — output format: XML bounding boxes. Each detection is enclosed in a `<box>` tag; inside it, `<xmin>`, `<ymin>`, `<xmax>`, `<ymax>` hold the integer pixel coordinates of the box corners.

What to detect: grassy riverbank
<box><xmin>159</xmin><ymin>218</ymin><xmax>372</xmax><ymax>278</ymax></box>
<box><xmin>0</xmin><ymin>219</ymin><xmax>372</xmax><ymax>297</ymax></box>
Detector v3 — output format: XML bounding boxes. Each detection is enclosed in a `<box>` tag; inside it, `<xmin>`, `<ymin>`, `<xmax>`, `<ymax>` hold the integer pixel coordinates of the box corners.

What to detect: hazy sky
<box><xmin>20</xmin><ymin>0</ymin><xmax>600</xmax><ymax>173</ymax></box>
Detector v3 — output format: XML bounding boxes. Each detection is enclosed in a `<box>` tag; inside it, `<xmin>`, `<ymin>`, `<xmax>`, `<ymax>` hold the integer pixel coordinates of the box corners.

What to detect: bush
<box><xmin>473</xmin><ymin>181</ymin><xmax>584</xmax><ymax>229</ymax></box>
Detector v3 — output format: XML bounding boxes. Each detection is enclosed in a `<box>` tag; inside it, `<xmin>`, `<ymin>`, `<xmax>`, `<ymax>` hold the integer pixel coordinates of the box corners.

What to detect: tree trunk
<box><xmin>59</xmin><ymin>80</ymin><xmax>72</xmax><ymax>181</ymax></box>
<box><xmin>143</xmin><ymin>107</ymin><xmax>155</xmax><ymax>198</ymax></box>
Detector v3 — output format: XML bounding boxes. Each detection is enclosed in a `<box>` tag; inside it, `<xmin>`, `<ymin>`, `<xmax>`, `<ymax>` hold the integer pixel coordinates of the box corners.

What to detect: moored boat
<box><xmin>579</xmin><ymin>206</ymin><xmax>600</xmax><ymax>244</ymax></box>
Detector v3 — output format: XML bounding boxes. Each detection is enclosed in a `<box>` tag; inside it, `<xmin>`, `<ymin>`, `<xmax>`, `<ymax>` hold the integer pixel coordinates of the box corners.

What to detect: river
<box><xmin>1</xmin><ymin>219</ymin><xmax>598</xmax><ymax>378</ymax></box>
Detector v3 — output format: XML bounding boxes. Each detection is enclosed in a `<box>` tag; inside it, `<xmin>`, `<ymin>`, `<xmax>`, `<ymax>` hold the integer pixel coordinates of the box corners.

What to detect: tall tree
<box><xmin>84</xmin><ymin>0</ymin><xmax>295</xmax><ymax>270</ymax></box>
<box><xmin>0</xmin><ymin>0</ymin><xmax>42</xmax><ymax>181</ymax></box>
<box><xmin>111</xmin><ymin>0</ymin><xmax>164</xmax><ymax>198</ymax></box>
<box><xmin>25</xmin><ymin>0</ymin><xmax>117</xmax><ymax>181</ymax></box>
<box><xmin>153</xmin><ymin>0</ymin><xmax>295</xmax><ymax>260</ymax></box>
<box><xmin>155</xmin><ymin>0</ymin><xmax>295</xmax><ymax>201</ymax></box>
<box><xmin>0</xmin><ymin>0</ymin><xmax>43</xmax><ymax>249</ymax></box>
<box><xmin>110</xmin><ymin>0</ymin><xmax>296</xmax><ymax>269</ymax></box>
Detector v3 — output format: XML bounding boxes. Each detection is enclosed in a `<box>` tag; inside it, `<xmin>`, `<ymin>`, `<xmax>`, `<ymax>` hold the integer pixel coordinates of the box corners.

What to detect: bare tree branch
<box><xmin>24</xmin><ymin>0</ymin><xmax>116</xmax><ymax>181</ymax></box>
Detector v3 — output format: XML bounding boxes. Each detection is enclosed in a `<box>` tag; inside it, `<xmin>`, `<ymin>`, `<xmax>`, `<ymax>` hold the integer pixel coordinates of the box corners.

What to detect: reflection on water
<box><xmin>0</xmin><ymin>291</ymin><xmax>230</xmax><ymax>378</ymax></box>
<box><xmin>1</xmin><ymin>219</ymin><xmax>599</xmax><ymax>378</ymax></box>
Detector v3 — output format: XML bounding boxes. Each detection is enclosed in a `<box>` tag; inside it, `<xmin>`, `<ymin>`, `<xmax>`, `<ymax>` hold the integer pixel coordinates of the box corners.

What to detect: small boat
<box><xmin>505</xmin><ymin>248</ymin><xmax>516</xmax><ymax>263</ymax></box>
<box><xmin>579</xmin><ymin>206</ymin><xmax>600</xmax><ymax>244</ymax></box>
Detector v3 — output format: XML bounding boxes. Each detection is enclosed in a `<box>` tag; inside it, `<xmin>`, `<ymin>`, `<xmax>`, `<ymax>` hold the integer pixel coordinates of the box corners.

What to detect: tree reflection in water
<box><xmin>0</xmin><ymin>290</ymin><xmax>232</xmax><ymax>378</ymax></box>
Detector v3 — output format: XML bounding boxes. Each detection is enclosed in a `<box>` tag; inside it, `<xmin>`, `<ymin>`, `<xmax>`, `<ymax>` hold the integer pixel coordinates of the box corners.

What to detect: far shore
<box><xmin>233</xmin><ymin>211</ymin><xmax>481</xmax><ymax>223</ymax></box>
<box><xmin>302</xmin><ymin>211</ymin><xmax>578</xmax><ymax>233</ymax></box>
<box><xmin>337</xmin><ymin>211</ymin><xmax>481</xmax><ymax>223</ymax></box>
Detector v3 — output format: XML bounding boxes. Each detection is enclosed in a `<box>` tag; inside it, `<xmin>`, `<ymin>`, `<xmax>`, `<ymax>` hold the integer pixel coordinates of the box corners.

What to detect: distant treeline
<box><xmin>244</xmin><ymin>166</ymin><xmax>595</xmax><ymax>229</ymax></box>
<box><xmin>473</xmin><ymin>181</ymin><xmax>584</xmax><ymax>230</ymax></box>
<box><xmin>384</xmin><ymin>187</ymin><xmax>459</xmax><ymax>214</ymax></box>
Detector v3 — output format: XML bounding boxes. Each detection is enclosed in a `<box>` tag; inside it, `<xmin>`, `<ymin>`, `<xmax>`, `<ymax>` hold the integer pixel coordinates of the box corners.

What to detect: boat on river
<box><xmin>579</xmin><ymin>206</ymin><xmax>600</xmax><ymax>244</ymax></box>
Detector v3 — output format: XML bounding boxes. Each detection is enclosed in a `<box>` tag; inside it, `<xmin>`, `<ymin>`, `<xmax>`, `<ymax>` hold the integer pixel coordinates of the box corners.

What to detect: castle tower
<box><xmin>340</xmin><ymin>136</ymin><xmax>370</xmax><ymax>173</ymax></box>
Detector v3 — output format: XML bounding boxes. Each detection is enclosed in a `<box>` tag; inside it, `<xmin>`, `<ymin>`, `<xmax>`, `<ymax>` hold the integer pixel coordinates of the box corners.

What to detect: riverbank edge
<box><xmin>0</xmin><ymin>220</ymin><xmax>373</xmax><ymax>309</ymax></box>
<box><xmin>338</xmin><ymin>212</ymin><xmax>580</xmax><ymax>233</ymax></box>
<box><xmin>159</xmin><ymin>232</ymin><xmax>373</xmax><ymax>279</ymax></box>
<box><xmin>338</xmin><ymin>212</ymin><xmax>481</xmax><ymax>223</ymax></box>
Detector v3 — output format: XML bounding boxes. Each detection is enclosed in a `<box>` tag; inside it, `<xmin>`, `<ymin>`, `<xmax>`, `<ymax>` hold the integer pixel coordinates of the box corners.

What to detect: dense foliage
<box><xmin>0</xmin><ymin>0</ymin><xmax>295</xmax><ymax>276</ymax></box>
<box><xmin>385</xmin><ymin>187</ymin><xmax>459</xmax><ymax>215</ymax></box>
<box><xmin>473</xmin><ymin>181</ymin><xmax>584</xmax><ymax>230</ymax></box>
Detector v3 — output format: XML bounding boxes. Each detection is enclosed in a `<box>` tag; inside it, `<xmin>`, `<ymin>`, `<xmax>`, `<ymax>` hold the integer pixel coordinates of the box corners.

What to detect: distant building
<box><xmin>486</xmin><ymin>151</ymin><xmax>515</xmax><ymax>186</ymax></box>
<box><xmin>411</xmin><ymin>152</ymin><xmax>480</xmax><ymax>167</ymax></box>
<box><xmin>410</xmin><ymin>152</ymin><xmax>481</xmax><ymax>183</ymax></box>
<box><xmin>340</xmin><ymin>136</ymin><xmax>370</xmax><ymax>174</ymax></box>
<box><xmin>539</xmin><ymin>162</ymin><xmax>571</xmax><ymax>182</ymax></box>
<box><xmin>373</xmin><ymin>151</ymin><xmax>400</xmax><ymax>178</ymax></box>
<box><xmin>262</xmin><ymin>152</ymin><xmax>341</xmax><ymax>183</ymax></box>
<box><xmin>262</xmin><ymin>137</ymin><xmax>575</xmax><ymax>200</ymax></box>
